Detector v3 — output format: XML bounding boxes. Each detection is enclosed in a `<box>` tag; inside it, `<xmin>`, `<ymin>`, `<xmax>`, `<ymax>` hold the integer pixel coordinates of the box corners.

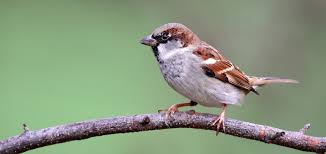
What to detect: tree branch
<box><xmin>0</xmin><ymin>111</ymin><xmax>325</xmax><ymax>154</ymax></box>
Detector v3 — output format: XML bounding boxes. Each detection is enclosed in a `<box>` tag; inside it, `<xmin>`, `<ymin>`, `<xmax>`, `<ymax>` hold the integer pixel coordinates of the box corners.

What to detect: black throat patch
<box><xmin>151</xmin><ymin>46</ymin><xmax>162</xmax><ymax>63</ymax></box>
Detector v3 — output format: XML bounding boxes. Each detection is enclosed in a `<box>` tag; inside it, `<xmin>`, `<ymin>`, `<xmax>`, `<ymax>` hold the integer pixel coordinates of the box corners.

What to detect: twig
<box><xmin>300</xmin><ymin>123</ymin><xmax>311</xmax><ymax>134</ymax></box>
<box><xmin>22</xmin><ymin>124</ymin><xmax>29</xmax><ymax>133</ymax></box>
<box><xmin>0</xmin><ymin>111</ymin><xmax>325</xmax><ymax>154</ymax></box>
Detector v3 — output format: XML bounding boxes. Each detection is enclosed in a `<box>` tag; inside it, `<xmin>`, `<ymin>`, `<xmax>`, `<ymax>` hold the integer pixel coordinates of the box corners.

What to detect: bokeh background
<box><xmin>1</xmin><ymin>0</ymin><xmax>325</xmax><ymax>153</ymax></box>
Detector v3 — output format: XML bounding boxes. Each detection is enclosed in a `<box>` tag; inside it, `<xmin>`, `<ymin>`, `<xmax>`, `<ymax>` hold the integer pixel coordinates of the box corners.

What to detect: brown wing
<box><xmin>193</xmin><ymin>42</ymin><xmax>258</xmax><ymax>94</ymax></box>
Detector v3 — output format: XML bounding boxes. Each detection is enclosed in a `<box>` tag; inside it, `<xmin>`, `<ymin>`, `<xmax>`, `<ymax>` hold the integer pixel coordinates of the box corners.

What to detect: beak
<box><xmin>140</xmin><ymin>35</ymin><xmax>158</xmax><ymax>47</ymax></box>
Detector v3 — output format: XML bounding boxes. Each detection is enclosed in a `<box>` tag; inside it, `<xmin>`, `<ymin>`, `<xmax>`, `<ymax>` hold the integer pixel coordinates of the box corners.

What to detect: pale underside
<box><xmin>157</xmin><ymin>42</ymin><xmax>245</xmax><ymax>108</ymax></box>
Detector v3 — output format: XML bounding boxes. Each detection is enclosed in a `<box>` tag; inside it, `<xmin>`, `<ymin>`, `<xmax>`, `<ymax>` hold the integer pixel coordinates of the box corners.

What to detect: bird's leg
<box><xmin>212</xmin><ymin>104</ymin><xmax>227</xmax><ymax>135</ymax></box>
<box><xmin>160</xmin><ymin>101</ymin><xmax>198</xmax><ymax>118</ymax></box>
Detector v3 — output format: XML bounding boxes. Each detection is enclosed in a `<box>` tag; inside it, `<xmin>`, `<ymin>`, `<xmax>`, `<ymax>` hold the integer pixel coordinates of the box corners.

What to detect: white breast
<box><xmin>157</xmin><ymin>47</ymin><xmax>245</xmax><ymax>108</ymax></box>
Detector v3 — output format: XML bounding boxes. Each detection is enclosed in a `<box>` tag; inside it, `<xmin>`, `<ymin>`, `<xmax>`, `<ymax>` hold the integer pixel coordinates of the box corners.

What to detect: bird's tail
<box><xmin>249</xmin><ymin>76</ymin><xmax>298</xmax><ymax>87</ymax></box>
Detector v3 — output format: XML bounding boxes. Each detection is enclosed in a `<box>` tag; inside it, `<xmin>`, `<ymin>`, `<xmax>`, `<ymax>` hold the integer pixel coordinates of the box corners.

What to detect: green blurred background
<box><xmin>0</xmin><ymin>0</ymin><xmax>325</xmax><ymax>153</ymax></box>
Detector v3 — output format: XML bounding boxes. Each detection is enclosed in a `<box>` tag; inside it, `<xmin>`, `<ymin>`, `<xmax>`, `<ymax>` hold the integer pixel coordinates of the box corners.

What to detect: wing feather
<box><xmin>194</xmin><ymin>42</ymin><xmax>256</xmax><ymax>93</ymax></box>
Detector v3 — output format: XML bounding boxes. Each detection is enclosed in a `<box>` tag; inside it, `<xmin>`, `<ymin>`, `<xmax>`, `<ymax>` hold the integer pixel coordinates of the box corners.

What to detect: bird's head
<box><xmin>140</xmin><ymin>23</ymin><xmax>200</xmax><ymax>57</ymax></box>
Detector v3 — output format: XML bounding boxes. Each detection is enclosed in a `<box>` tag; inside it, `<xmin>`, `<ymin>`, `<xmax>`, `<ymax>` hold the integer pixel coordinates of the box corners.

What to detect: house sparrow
<box><xmin>140</xmin><ymin>23</ymin><xmax>297</xmax><ymax>134</ymax></box>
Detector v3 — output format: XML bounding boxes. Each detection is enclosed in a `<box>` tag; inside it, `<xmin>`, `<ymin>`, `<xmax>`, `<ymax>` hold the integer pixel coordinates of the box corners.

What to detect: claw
<box><xmin>159</xmin><ymin>102</ymin><xmax>197</xmax><ymax>119</ymax></box>
<box><xmin>165</xmin><ymin>105</ymin><xmax>179</xmax><ymax>119</ymax></box>
<box><xmin>211</xmin><ymin>104</ymin><xmax>227</xmax><ymax>135</ymax></box>
<box><xmin>212</xmin><ymin>113</ymin><xmax>225</xmax><ymax>135</ymax></box>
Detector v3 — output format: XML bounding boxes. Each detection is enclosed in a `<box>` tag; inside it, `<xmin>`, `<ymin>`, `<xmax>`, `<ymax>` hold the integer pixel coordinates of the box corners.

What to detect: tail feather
<box><xmin>249</xmin><ymin>76</ymin><xmax>298</xmax><ymax>87</ymax></box>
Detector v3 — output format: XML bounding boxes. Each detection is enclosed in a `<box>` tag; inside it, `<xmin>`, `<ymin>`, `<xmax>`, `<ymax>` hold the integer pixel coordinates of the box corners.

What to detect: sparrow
<box><xmin>140</xmin><ymin>23</ymin><xmax>297</xmax><ymax>134</ymax></box>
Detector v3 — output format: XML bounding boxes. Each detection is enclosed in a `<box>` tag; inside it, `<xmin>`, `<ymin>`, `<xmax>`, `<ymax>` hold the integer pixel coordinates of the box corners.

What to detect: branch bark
<box><xmin>0</xmin><ymin>111</ymin><xmax>325</xmax><ymax>154</ymax></box>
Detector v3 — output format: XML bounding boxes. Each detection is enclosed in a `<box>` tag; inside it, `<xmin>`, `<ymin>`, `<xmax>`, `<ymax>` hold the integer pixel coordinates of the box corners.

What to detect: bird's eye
<box><xmin>160</xmin><ymin>32</ymin><xmax>170</xmax><ymax>41</ymax></box>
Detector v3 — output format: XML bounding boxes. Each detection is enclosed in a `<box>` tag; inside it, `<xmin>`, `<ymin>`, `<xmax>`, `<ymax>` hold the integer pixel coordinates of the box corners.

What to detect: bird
<box><xmin>140</xmin><ymin>23</ymin><xmax>297</xmax><ymax>134</ymax></box>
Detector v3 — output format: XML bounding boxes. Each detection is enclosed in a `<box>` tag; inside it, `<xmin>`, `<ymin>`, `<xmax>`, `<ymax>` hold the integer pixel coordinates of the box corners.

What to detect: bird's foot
<box><xmin>211</xmin><ymin>112</ymin><xmax>225</xmax><ymax>135</ymax></box>
<box><xmin>159</xmin><ymin>104</ymin><xmax>179</xmax><ymax>119</ymax></box>
<box><xmin>165</xmin><ymin>104</ymin><xmax>179</xmax><ymax>119</ymax></box>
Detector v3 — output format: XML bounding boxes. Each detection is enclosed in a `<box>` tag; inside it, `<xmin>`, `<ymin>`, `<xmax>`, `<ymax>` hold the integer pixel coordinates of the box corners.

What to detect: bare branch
<box><xmin>0</xmin><ymin>112</ymin><xmax>325</xmax><ymax>154</ymax></box>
